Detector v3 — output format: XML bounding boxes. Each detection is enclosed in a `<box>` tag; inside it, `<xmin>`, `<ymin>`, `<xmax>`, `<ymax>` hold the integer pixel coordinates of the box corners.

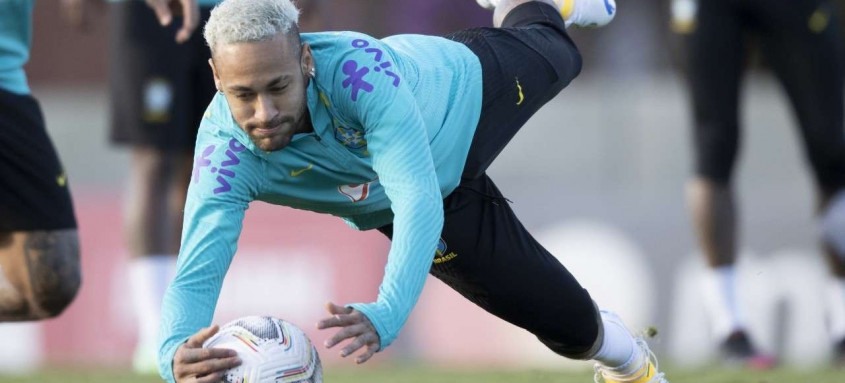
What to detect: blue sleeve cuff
<box><xmin>158</xmin><ymin>336</ymin><xmax>189</xmax><ymax>383</ymax></box>
<box><xmin>347</xmin><ymin>302</ymin><xmax>395</xmax><ymax>350</ymax></box>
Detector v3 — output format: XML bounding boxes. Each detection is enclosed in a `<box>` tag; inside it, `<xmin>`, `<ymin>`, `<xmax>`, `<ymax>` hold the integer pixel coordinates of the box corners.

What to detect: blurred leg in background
<box><xmin>679</xmin><ymin>0</ymin><xmax>760</xmax><ymax>365</ymax></box>
<box><xmin>681</xmin><ymin>0</ymin><xmax>845</xmax><ymax>367</ymax></box>
<box><xmin>107</xmin><ymin>0</ymin><xmax>218</xmax><ymax>374</ymax></box>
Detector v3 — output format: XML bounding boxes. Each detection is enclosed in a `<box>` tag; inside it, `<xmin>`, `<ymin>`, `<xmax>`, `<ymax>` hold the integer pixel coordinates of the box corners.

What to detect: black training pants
<box><xmin>379</xmin><ymin>2</ymin><xmax>602</xmax><ymax>359</ymax></box>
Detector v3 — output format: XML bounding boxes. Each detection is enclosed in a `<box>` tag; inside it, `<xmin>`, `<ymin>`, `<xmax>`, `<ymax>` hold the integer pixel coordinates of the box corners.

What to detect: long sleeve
<box><xmin>158</xmin><ymin>135</ymin><xmax>262</xmax><ymax>383</ymax></box>
<box><xmin>333</xmin><ymin>37</ymin><xmax>443</xmax><ymax>350</ymax></box>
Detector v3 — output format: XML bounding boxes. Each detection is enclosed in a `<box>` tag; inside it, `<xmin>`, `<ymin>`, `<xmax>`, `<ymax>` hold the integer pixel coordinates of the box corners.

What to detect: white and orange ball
<box><xmin>203</xmin><ymin>316</ymin><xmax>322</xmax><ymax>383</ymax></box>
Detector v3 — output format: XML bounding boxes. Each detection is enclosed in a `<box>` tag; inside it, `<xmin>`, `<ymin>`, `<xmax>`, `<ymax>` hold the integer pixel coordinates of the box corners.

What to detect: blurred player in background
<box><xmin>109</xmin><ymin>0</ymin><xmax>216</xmax><ymax>374</ymax></box>
<box><xmin>155</xmin><ymin>1</ymin><xmax>673</xmax><ymax>383</ymax></box>
<box><xmin>671</xmin><ymin>0</ymin><xmax>845</xmax><ymax>367</ymax></box>
<box><xmin>0</xmin><ymin>0</ymin><xmax>81</xmax><ymax>323</ymax></box>
<box><xmin>62</xmin><ymin>0</ymin><xmax>215</xmax><ymax>374</ymax></box>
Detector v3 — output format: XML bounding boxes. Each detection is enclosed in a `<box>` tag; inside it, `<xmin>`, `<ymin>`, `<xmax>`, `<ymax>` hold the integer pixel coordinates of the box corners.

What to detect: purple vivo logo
<box><xmin>192</xmin><ymin>138</ymin><xmax>247</xmax><ymax>194</ymax></box>
<box><xmin>341</xmin><ymin>60</ymin><xmax>374</xmax><ymax>102</ymax></box>
<box><xmin>340</xmin><ymin>39</ymin><xmax>401</xmax><ymax>102</ymax></box>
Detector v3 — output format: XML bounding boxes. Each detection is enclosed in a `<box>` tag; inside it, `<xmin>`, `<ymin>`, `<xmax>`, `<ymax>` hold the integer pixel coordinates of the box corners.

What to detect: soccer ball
<box><xmin>203</xmin><ymin>316</ymin><xmax>322</xmax><ymax>383</ymax></box>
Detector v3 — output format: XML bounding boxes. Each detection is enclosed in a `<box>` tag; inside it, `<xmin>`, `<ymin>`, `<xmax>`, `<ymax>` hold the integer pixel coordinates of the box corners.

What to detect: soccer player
<box><xmin>0</xmin><ymin>0</ymin><xmax>81</xmax><ymax>322</ymax></box>
<box><xmin>158</xmin><ymin>1</ymin><xmax>670</xmax><ymax>383</ymax></box>
<box><xmin>672</xmin><ymin>0</ymin><xmax>845</xmax><ymax>367</ymax></box>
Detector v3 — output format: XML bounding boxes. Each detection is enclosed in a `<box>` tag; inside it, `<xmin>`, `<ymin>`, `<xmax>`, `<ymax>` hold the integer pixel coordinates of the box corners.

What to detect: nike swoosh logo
<box><xmin>604</xmin><ymin>0</ymin><xmax>615</xmax><ymax>15</ymax></box>
<box><xmin>56</xmin><ymin>173</ymin><xmax>67</xmax><ymax>187</ymax></box>
<box><xmin>515</xmin><ymin>78</ymin><xmax>525</xmax><ymax>106</ymax></box>
<box><xmin>290</xmin><ymin>164</ymin><xmax>313</xmax><ymax>177</ymax></box>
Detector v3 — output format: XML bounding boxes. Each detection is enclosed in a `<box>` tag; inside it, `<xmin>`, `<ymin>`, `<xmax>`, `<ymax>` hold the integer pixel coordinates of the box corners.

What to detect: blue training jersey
<box><xmin>0</xmin><ymin>0</ymin><xmax>33</xmax><ymax>95</ymax></box>
<box><xmin>158</xmin><ymin>31</ymin><xmax>482</xmax><ymax>382</ymax></box>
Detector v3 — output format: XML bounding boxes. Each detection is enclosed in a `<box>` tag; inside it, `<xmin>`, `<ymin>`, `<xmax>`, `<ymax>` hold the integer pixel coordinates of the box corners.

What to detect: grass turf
<box><xmin>0</xmin><ymin>365</ymin><xmax>842</xmax><ymax>383</ymax></box>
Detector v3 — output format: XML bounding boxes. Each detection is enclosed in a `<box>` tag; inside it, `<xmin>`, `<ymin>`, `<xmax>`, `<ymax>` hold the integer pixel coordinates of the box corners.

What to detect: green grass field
<box><xmin>0</xmin><ymin>365</ymin><xmax>842</xmax><ymax>383</ymax></box>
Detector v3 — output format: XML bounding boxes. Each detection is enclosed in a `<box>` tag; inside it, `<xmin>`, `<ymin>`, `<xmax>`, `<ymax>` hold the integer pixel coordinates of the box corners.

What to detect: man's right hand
<box><xmin>173</xmin><ymin>325</ymin><xmax>242</xmax><ymax>383</ymax></box>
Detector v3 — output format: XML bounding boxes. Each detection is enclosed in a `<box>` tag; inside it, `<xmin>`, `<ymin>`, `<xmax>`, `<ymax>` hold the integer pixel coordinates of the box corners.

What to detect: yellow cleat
<box><xmin>593</xmin><ymin>311</ymin><xmax>668</xmax><ymax>383</ymax></box>
<box><xmin>597</xmin><ymin>358</ymin><xmax>663</xmax><ymax>383</ymax></box>
<box><xmin>594</xmin><ymin>339</ymin><xmax>668</xmax><ymax>383</ymax></box>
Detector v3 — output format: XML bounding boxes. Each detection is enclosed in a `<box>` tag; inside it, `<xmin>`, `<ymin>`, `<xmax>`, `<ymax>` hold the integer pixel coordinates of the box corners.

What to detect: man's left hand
<box><xmin>317</xmin><ymin>302</ymin><xmax>380</xmax><ymax>364</ymax></box>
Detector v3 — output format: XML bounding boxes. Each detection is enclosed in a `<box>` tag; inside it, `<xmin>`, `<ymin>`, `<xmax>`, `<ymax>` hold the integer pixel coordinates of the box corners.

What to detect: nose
<box><xmin>254</xmin><ymin>94</ymin><xmax>278</xmax><ymax>124</ymax></box>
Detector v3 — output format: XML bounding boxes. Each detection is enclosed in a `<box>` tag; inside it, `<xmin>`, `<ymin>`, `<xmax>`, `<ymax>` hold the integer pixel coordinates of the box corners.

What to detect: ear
<box><xmin>300</xmin><ymin>42</ymin><xmax>314</xmax><ymax>77</ymax></box>
<box><xmin>208</xmin><ymin>58</ymin><xmax>222</xmax><ymax>91</ymax></box>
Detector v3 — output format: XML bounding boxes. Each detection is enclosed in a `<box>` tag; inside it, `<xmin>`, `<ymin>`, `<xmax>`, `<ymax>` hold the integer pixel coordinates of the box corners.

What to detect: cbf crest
<box><xmin>334</xmin><ymin>126</ymin><xmax>368</xmax><ymax>153</ymax></box>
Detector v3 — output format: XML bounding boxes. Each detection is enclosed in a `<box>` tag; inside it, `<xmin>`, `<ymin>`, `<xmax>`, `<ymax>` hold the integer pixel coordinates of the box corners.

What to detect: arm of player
<box><xmin>158</xmin><ymin>133</ymin><xmax>264</xmax><ymax>383</ymax></box>
<box><xmin>347</xmin><ymin>95</ymin><xmax>442</xmax><ymax>351</ymax></box>
<box><xmin>321</xmin><ymin>38</ymin><xmax>443</xmax><ymax>358</ymax></box>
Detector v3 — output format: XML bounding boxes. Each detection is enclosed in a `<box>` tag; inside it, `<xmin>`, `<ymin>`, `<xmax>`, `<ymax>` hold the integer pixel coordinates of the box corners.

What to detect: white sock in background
<box><xmin>593</xmin><ymin>311</ymin><xmax>642</xmax><ymax>375</ymax></box>
<box><xmin>827</xmin><ymin>278</ymin><xmax>845</xmax><ymax>342</ymax></box>
<box><xmin>702</xmin><ymin>265</ymin><xmax>744</xmax><ymax>339</ymax></box>
<box><xmin>129</xmin><ymin>255</ymin><xmax>177</xmax><ymax>370</ymax></box>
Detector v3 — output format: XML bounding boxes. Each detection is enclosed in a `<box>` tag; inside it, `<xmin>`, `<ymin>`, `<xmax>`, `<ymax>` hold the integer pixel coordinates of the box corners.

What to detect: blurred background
<box><xmin>1</xmin><ymin>0</ymin><xmax>842</xmax><ymax>378</ymax></box>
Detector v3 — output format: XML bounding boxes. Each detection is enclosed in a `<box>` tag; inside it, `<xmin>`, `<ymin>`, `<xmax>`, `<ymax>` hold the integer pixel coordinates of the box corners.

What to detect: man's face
<box><xmin>210</xmin><ymin>33</ymin><xmax>312</xmax><ymax>152</ymax></box>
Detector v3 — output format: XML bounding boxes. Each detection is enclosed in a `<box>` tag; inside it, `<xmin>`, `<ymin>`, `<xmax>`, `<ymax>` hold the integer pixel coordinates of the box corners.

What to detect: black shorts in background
<box><xmin>0</xmin><ymin>88</ymin><xmax>77</xmax><ymax>231</ymax></box>
<box><xmin>109</xmin><ymin>2</ymin><xmax>217</xmax><ymax>151</ymax></box>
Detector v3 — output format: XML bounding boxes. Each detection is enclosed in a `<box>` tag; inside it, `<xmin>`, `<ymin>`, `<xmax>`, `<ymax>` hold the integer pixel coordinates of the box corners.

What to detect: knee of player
<box><xmin>29</xmin><ymin>230</ymin><xmax>82</xmax><ymax>318</ymax></box>
<box><xmin>537</xmin><ymin>296</ymin><xmax>602</xmax><ymax>359</ymax></box>
<box><xmin>32</xmin><ymin>275</ymin><xmax>81</xmax><ymax>319</ymax></box>
<box><xmin>539</xmin><ymin>318</ymin><xmax>601</xmax><ymax>359</ymax></box>
<box><xmin>694</xmin><ymin>143</ymin><xmax>738</xmax><ymax>184</ymax></box>
<box><xmin>570</xmin><ymin>47</ymin><xmax>583</xmax><ymax>80</ymax></box>
<box><xmin>552</xmin><ymin>40</ymin><xmax>582</xmax><ymax>86</ymax></box>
